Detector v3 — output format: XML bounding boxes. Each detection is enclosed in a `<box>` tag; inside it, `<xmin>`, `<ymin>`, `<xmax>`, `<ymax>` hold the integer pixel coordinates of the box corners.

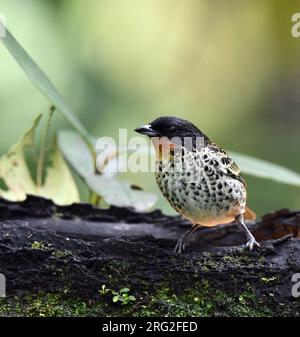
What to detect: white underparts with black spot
<box><xmin>155</xmin><ymin>147</ymin><xmax>246</xmax><ymax>226</ymax></box>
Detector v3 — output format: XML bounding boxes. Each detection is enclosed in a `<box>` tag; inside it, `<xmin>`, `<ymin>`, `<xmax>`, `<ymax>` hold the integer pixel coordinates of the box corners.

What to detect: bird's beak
<box><xmin>134</xmin><ymin>124</ymin><xmax>159</xmax><ymax>137</ymax></box>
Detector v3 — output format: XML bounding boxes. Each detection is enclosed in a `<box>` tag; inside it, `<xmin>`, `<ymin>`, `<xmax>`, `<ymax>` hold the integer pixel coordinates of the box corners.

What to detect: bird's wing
<box><xmin>208</xmin><ymin>143</ymin><xmax>246</xmax><ymax>186</ymax></box>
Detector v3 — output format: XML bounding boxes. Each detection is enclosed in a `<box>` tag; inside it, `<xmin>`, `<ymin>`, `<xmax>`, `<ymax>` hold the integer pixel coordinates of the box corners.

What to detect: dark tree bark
<box><xmin>0</xmin><ymin>196</ymin><xmax>299</xmax><ymax>316</ymax></box>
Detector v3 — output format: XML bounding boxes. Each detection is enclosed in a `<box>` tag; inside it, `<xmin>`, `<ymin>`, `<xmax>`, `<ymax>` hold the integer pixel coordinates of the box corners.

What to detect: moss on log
<box><xmin>0</xmin><ymin>196</ymin><xmax>299</xmax><ymax>317</ymax></box>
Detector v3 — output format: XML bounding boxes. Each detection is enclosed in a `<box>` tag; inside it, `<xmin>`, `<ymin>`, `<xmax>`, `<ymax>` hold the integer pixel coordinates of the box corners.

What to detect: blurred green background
<box><xmin>0</xmin><ymin>0</ymin><xmax>299</xmax><ymax>215</ymax></box>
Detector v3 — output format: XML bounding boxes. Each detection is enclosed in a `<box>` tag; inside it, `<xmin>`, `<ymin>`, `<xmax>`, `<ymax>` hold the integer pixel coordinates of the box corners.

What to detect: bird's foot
<box><xmin>174</xmin><ymin>238</ymin><xmax>186</xmax><ymax>254</ymax></box>
<box><xmin>245</xmin><ymin>236</ymin><xmax>260</xmax><ymax>251</ymax></box>
<box><xmin>174</xmin><ymin>225</ymin><xmax>198</xmax><ymax>254</ymax></box>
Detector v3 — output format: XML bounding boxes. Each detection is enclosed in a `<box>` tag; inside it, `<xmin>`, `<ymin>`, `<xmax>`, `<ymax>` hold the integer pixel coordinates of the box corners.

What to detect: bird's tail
<box><xmin>244</xmin><ymin>206</ymin><xmax>256</xmax><ymax>221</ymax></box>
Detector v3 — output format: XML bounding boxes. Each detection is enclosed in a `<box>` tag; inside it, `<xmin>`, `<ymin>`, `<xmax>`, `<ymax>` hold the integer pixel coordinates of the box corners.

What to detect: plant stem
<box><xmin>89</xmin><ymin>190</ymin><xmax>101</xmax><ymax>206</ymax></box>
<box><xmin>36</xmin><ymin>106</ymin><xmax>55</xmax><ymax>186</ymax></box>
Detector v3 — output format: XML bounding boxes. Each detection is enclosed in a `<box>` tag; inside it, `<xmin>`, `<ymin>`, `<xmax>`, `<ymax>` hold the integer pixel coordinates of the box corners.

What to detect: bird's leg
<box><xmin>174</xmin><ymin>224</ymin><xmax>198</xmax><ymax>254</ymax></box>
<box><xmin>235</xmin><ymin>214</ymin><xmax>260</xmax><ymax>250</ymax></box>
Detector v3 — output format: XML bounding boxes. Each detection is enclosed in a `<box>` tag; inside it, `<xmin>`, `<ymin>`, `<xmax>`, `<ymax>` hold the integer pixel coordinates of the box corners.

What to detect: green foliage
<box><xmin>31</xmin><ymin>241</ymin><xmax>46</xmax><ymax>250</ymax></box>
<box><xmin>58</xmin><ymin>130</ymin><xmax>157</xmax><ymax>211</ymax></box>
<box><xmin>99</xmin><ymin>284</ymin><xmax>111</xmax><ymax>296</ymax></box>
<box><xmin>0</xmin><ymin>293</ymin><xmax>90</xmax><ymax>317</ymax></box>
<box><xmin>112</xmin><ymin>288</ymin><xmax>136</xmax><ymax>305</ymax></box>
<box><xmin>57</xmin><ymin>130</ymin><xmax>95</xmax><ymax>178</ymax></box>
<box><xmin>230</xmin><ymin>151</ymin><xmax>300</xmax><ymax>187</ymax></box>
<box><xmin>99</xmin><ymin>285</ymin><xmax>136</xmax><ymax>306</ymax></box>
<box><xmin>0</xmin><ymin>27</ymin><xmax>157</xmax><ymax>209</ymax></box>
<box><xmin>260</xmin><ymin>276</ymin><xmax>277</xmax><ymax>284</ymax></box>
<box><xmin>0</xmin><ymin>281</ymin><xmax>274</xmax><ymax>317</ymax></box>
<box><xmin>0</xmin><ymin>113</ymin><xmax>79</xmax><ymax>205</ymax></box>
<box><xmin>86</xmin><ymin>175</ymin><xmax>156</xmax><ymax>211</ymax></box>
<box><xmin>0</xmin><ymin>25</ymin><xmax>92</xmax><ymax>148</ymax></box>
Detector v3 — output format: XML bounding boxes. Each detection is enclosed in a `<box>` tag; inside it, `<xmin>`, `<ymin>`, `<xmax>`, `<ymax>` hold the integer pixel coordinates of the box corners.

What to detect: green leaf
<box><xmin>58</xmin><ymin>130</ymin><xmax>157</xmax><ymax>211</ymax></box>
<box><xmin>57</xmin><ymin>130</ymin><xmax>95</xmax><ymax>178</ymax></box>
<box><xmin>0</xmin><ymin>25</ymin><xmax>92</xmax><ymax>148</ymax></box>
<box><xmin>0</xmin><ymin>114</ymin><xmax>79</xmax><ymax>205</ymax></box>
<box><xmin>39</xmin><ymin>140</ymin><xmax>80</xmax><ymax>205</ymax></box>
<box><xmin>58</xmin><ymin>130</ymin><xmax>125</xmax><ymax>178</ymax></box>
<box><xmin>86</xmin><ymin>175</ymin><xmax>157</xmax><ymax>211</ymax></box>
<box><xmin>112</xmin><ymin>296</ymin><xmax>120</xmax><ymax>303</ymax></box>
<box><xmin>128</xmin><ymin>295</ymin><xmax>136</xmax><ymax>301</ymax></box>
<box><xmin>0</xmin><ymin>25</ymin><xmax>157</xmax><ymax>208</ymax></box>
<box><xmin>120</xmin><ymin>288</ymin><xmax>130</xmax><ymax>293</ymax></box>
<box><xmin>0</xmin><ymin>115</ymin><xmax>42</xmax><ymax>201</ymax></box>
<box><xmin>230</xmin><ymin>152</ymin><xmax>300</xmax><ymax>187</ymax></box>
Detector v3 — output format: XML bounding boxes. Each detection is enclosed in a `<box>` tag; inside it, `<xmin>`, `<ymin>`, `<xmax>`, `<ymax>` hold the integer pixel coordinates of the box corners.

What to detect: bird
<box><xmin>135</xmin><ymin>116</ymin><xmax>260</xmax><ymax>254</ymax></box>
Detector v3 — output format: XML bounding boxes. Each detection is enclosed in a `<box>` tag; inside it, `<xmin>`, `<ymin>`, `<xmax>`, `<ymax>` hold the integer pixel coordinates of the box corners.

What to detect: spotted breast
<box><xmin>155</xmin><ymin>145</ymin><xmax>247</xmax><ymax>227</ymax></box>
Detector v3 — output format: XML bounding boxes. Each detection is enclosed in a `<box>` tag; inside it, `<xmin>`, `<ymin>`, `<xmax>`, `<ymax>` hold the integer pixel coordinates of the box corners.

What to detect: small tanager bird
<box><xmin>135</xmin><ymin>116</ymin><xmax>259</xmax><ymax>254</ymax></box>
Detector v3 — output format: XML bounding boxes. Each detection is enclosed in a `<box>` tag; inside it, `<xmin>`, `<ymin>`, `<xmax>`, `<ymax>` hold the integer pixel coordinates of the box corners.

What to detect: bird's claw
<box><xmin>245</xmin><ymin>237</ymin><xmax>260</xmax><ymax>251</ymax></box>
<box><xmin>174</xmin><ymin>239</ymin><xmax>186</xmax><ymax>254</ymax></box>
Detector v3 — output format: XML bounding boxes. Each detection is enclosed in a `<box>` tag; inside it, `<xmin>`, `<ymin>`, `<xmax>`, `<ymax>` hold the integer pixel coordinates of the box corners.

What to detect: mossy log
<box><xmin>0</xmin><ymin>196</ymin><xmax>300</xmax><ymax>317</ymax></box>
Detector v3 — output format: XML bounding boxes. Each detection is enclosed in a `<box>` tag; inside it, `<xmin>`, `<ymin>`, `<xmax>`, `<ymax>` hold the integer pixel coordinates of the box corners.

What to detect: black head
<box><xmin>135</xmin><ymin>116</ymin><xmax>209</xmax><ymax>148</ymax></box>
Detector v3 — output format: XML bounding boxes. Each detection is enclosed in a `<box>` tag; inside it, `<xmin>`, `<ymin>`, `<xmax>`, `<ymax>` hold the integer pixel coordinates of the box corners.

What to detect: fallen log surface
<box><xmin>0</xmin><ymin>196</ymin><xmax>300</xmax><ymax>317</ymax></box>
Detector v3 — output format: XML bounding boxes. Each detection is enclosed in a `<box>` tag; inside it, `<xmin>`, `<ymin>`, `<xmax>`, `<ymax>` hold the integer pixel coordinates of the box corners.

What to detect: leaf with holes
<box><xmin>0</xmin><ymin>115</ymin><xmax>79</xmax><ymax>205</ymax></box>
